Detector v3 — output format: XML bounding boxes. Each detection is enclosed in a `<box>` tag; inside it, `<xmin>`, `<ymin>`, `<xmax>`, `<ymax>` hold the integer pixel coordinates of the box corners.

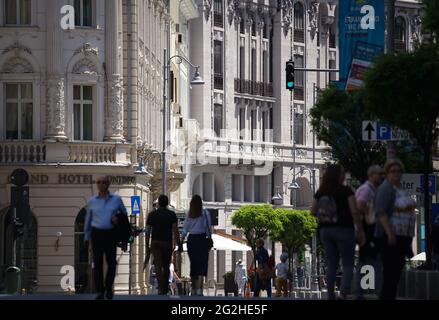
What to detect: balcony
<box><xmin>0</xmin><ymin>141</ymin><xmax>134</xmax><ymax>165</ymax></box>
<box><xmin>214</xmin><ymin>74</ymin><xmax>224</xmax><ymax>90</ymax></box>
<box><xmin>234</xmin><ymin>79</ymin><xmax>273</xmax><ymax>97</ymax></box>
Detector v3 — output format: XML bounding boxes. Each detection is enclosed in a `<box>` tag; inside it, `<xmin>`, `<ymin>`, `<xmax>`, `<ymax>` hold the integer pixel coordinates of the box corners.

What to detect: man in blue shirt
<box><xmin>252</xmin><ymin>239</ymin><xmax>272</xmax><ymax>297</ymax></box>
<box><xmin>84</xmin><ymin>175</ymin><xmax>127</xmax><ymax>300</ymax></box>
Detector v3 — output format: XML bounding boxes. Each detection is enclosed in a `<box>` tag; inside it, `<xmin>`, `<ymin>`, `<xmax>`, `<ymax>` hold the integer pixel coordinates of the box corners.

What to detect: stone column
<box><xmin>104</xmin><ymin>0</ymin><xmax>124</xmax><ymax>142</ymax></box>
<box><xmin>45</xmin><ymin>0</ymin><xmax>67</xmax><ymax>141</ymax></box>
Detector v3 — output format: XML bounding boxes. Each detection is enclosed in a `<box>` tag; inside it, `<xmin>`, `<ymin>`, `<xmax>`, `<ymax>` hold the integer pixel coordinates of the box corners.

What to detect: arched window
<box><xmin>0</xmin><ymin>207</ymin><xmax>37</xmax><ymax>293</ymax></box>
<box><xmin>74</xmin><ymin>208</ymin><xmax>93</xmax><ymax>293</ymax></box>
<box><xmin>395</xmin><ymin>16</ymin><xmax>407</xmax><ymax>53</ymax></box>
<box><xmin>294</xmin><ymin>2</ymin><xmax>305</xmax><ymax>43</ymax></box>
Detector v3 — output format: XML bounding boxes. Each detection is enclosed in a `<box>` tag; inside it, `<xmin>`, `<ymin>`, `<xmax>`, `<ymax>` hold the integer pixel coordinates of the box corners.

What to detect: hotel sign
<box><xmin>8</xmin><ymin>174</ymin><xmax>136</xmax><ymax>185</ymax></box>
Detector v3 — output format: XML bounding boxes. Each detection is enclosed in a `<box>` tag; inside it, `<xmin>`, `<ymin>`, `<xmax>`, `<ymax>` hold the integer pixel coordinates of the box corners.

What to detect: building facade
<box><xmin>0</xmin><ymin>0</ymin><xmax>182</xmax><ymax>294</ymax></box>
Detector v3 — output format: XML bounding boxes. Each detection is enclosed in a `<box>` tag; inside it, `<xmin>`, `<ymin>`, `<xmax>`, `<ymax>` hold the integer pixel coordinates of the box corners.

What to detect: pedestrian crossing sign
<box><xmin>131</xmin><ymin>196</ymin><xmax>141</xmax><ymax>215</ymax></box>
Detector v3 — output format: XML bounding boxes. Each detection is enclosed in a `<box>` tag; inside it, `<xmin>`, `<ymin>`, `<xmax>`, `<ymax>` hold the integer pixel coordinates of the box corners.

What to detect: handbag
<box><xmin>203</xmin><ymin>209</ymin><xmax>214</xmax><ymax>250</ymax></box>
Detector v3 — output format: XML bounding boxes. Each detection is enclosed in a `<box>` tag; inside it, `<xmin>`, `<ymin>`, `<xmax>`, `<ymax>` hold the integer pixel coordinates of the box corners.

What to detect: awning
<box><xmin>176</xmin><ymin>234</ymin><xmax>252</xmax><ymax>252</ymax></box>
<box><xmin>411</xmin><ymin>252</ymin><xmax>426</xmax><ymax>261</ymax></box>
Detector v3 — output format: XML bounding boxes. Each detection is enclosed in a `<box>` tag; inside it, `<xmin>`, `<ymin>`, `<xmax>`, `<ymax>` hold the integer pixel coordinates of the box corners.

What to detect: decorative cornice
<box><xmin>308</xmin><ymin>1</ymin><xmax>319</xmax><ymax>41</ymax></box>
<box><xmin>2</xmin><ymin>41</ymin><xmax>32</xmax><ymax>56</ymax></box>
<box><xmin>74</xmin><ymin>43</ymin><xmax>98</xmax><ymax>57</ymax></box>
<box><xmin>2</xmin><ymin>57</ymin><xmax>33</xmax><ymax>73</ymax></box>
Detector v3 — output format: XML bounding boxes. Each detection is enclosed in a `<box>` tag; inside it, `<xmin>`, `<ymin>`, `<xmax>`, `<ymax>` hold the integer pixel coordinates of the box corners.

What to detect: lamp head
<box><xmin>288</xmin><ymin>181</ymin><xmax>301</xmax><ymax>190</ymax></box>
<box><xmin>190</xmin><ymin>66</ymin><xmax>205</xmax><ymax>85</ymax></box>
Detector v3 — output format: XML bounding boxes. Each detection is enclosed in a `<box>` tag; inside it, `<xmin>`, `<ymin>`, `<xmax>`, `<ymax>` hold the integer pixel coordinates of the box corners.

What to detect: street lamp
<box><xmin>162</xmin><ymin>49</ymin><xmax>204</xmax><ymax>197</ymax></box>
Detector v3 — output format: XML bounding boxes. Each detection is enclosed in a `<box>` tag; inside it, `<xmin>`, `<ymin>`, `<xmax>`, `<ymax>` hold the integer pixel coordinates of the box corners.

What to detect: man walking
<box><xmin>354</xmin><ymin>165</ymin><xmax>385</xmax><ymax>299</ymax></box>
<box><xmin>84</xmin><ymin>175</ymin><xmax>127</xmax><ymax>300</ymax></box>
<box><xmin>145</xmin><ymin>195</ymin><xmax>182</xmax><ymax>295</ymax></box>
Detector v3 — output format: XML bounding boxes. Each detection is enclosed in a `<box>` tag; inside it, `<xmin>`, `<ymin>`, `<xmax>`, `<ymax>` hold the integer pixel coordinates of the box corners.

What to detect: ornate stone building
<box><xmin>0</xmin><ymin>0</ymin><xmax>180</xmax><ymax>294</ymax></box>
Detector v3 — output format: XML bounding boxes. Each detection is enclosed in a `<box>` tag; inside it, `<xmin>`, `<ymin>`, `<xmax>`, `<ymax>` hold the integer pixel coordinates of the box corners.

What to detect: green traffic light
<box><xmin>287</xmin><ymin>82</ymin><xmax>294</xmax><ymax>88</ymax></box>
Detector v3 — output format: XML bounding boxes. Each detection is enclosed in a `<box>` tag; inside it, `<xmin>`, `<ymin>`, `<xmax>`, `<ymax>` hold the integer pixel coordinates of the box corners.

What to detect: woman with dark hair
<box><xmin>311</xmin><ymin>164</ymin><xmax>365</xmax><ymax>300</ymax></box>
<box><xmin>181</xmin><ymin>195</ymin><xmax>212</xmax><ymax>296</ymax></box>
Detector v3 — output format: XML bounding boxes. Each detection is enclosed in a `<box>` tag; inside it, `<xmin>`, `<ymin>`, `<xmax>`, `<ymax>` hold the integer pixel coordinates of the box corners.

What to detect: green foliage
<box><xmin>310</xmin><ymin>85</ymin><xmax>386</xmax><ymax>183</ymax></box>
<box><xmin>363</xmin><ymin>44</ymin><xmax>439</xmax><ymax>157</ymax></box>
<box><xmin>231</xmin><ymin>204</ymin><xmax>282</xmax><ymax>250</ymax></box>
<box><xmin>422</xmin><ymin>0</ymin><xmax>439</xmax><ymax>39</ymax></box>
<box><xmin>271</xmin><ymin>209</ymin><xmax>317</xmax><ymax>256</ymax></box>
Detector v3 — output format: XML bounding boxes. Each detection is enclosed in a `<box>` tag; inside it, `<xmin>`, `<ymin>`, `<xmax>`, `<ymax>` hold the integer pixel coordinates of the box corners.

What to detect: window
<box><xmin>74</xmin><ymin>0</ymin><xmax>93</xmax><ymax>27</ymax></box>
<box><xmin>5</xmin><ymin>0</ymin><xmax>31</xmax><ymax>25</ymax></box>
<box><xmin>214</xmin><ymin>41</ymin><xmax>223</xmax><ymax>74</ymax></box>
<box><xmin>5</xmin><ymin>83</ymin><xmax>33</xmax><ymax>140</ymax></box>
<box><xmin>240</xmin><ymin>18</ymin><xmax>245</xmax><ymax>34</ymax></box>
<box><xmin>294</xmin><ymin>107</ymin><xmax>304</xmax><ymax>145</ymax></box>
<box><xmin>329</xmin><ymin>26</ymin><xmax>336</xmax><ymax>48</ymax></box>
<box><xmin>239</xmin><ymin>46</ymin><xmax>245</xmax><ymax>79</ymax></box>
<box><xmin>251</xmin><ymin>48</ymin><xmax>256</xmax><ymax>82</ymax></box>
<box><xmin>239</xmin><ymin>108</ymin><xmax>245</xmax><ymax>140</ymax></box>
<box><xmin>213</xmin><ymin>0</ymin><xmax>223</xmax><ymax>28</ymax></box>
<box><xmin>214</xmin><ymin>104</ymin><xmax>223</xmax><ymax>137</ymax></box>
<box><xmin>262</xmin><ymin>51</ymin><xmax>267</xmax><ymax>83</ymax></box>
<box><xmin>73</xmin><ymin>85</ymin><xmax>93</xmax><ymax>141</ymax></box>
<box><xmin>262</xmin><ymin>111</ymin><xmax>267</xmax><ymax>142</ymax></box>
<box><xmin>252</xmin><ymin>19</ymin><xmax>256</xmax><ymax>37</ymax></box>
<box><xmin>294</xmin><ymin>55</ymin><xmax>304</xmax><ymax>100</ymax></box>
<box><xmin>214</xmin><ymin>41</ymin><xmax>223</xmax><ymax>90</ymax></box>
<box><xmin>395</xmin><ymin>16</ymin><xmax>407</xmax><ymax>53</ymax></box>
<box><xmin>294</xmin><ymin>2</ymin><xmax>305</xmax><ymax>43</ymax></box>
<box><xmin>263</xmin><ymin>22</ymin><xmax>267</xmax><ymax>39</ymax></box>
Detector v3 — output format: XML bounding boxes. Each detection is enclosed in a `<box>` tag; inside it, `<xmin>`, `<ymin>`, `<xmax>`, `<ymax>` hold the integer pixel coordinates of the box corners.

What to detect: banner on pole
<box><xmin>339</xmin><ymin>0</ymin><xmax>385</xmax><ymax>90</ymax></box>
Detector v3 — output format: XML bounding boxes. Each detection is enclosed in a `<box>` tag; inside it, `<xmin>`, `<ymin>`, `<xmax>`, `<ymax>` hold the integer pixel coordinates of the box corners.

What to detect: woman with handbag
<box><xmin>181</xmin><ymin>195</ymin><xmax>213</xmax><ymax>296</ymax></box>
<box><xmin>375</xmin><ymin>159</ymin><xmax>416</xmax><ymax>300</ymax></box>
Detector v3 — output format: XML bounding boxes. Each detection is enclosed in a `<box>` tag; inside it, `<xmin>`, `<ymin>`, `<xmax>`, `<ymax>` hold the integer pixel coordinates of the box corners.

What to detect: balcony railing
<box><xmin>234</xmin><ymin>79</ymin><xmax>273</xmax><ymax>97</ymax></box>
<box><xmin>0</xmin><ymin>142</ymin><xmax>46</xmax><ymax>163</ymax></box>
<box><xmin>214</xmin><ymin>74</ymin><xmax>224</xmax><ymax>90</ymax></box>
<box><xmin>0</xmin><ymin>141</ymin><xmax>133</xmax><ymax>165</ymax></box>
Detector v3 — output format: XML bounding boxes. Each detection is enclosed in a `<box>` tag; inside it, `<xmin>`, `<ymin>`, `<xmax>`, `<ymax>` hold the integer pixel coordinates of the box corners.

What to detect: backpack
<box><xmin>316</xmin><ymin>195</ymin><xmax>338</xmax><ymax>225</ymax></box>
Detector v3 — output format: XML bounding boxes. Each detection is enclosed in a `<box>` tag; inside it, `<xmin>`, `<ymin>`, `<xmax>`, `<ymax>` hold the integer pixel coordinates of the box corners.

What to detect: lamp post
<box><xmin>162</xmin><ymin>50</ymin><xmax>204</xmax><ymax>198</ymax></box>
<box><xmin>311</xmin><ymin>83</ymin><xmax>318</xmax><ymax>294</ymax></box>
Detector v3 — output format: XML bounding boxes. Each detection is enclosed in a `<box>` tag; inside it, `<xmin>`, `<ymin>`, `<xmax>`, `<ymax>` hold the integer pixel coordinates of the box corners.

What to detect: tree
<box><xmin>271</xmin><ymin>209</ymin><xmax>317</xmax><ymax>283</ymax></box>
<box><xmin>231</xmin><ymin>204</ymin><xmax>282</xmax><ymax>288</ymax></box>
<box><xmin>310</xmin><ymin>86</ymin><xmax>386</xmax><ymax>183</ymax></box>
<box><xmin>363</xmin><ymin>43</ymin><xmax>439</xmax><ymax>267</ymax></box>
<box><xmin>422</xmin><ymin>0</ymin><xmax>439</xmax><ymax>39</ymax></box>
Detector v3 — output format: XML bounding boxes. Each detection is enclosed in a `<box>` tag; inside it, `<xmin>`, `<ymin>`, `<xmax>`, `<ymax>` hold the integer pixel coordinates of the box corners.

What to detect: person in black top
<box><xmin>145</xmin><ymin>195</ymin><xmax>182</xmax><ymax>295</ymax></box>
<box><xmin>311</xmin><ymin>164</ymin><xmax>365</xmax><ymax>300</ymax></box>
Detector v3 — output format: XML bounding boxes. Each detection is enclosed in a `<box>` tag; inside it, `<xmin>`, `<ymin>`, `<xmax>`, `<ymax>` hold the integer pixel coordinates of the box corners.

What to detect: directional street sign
<box><xmin>401</xmin><ymin>174</ymin><xmax>437</xmax><ymax>195</ymax></box>
<box><xmin>131</xmin><ymin>196</ymin><xmax>141</xmax><ymax>215</ymax></box>
<box><xmin>362</xmin><ymin>121</ymin><xmax>410</xmax><ymax>141</ymax></box>
<box><xmin>362</xmin><ymin>121</ymin><xmax>376</xmax><ymax>141</ymax></box>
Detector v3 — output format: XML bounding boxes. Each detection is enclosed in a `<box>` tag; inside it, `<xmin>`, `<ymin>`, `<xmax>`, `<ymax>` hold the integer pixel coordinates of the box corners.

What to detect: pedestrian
<box><xmin>311</xmin><ymin>164</ymin><xmax>365</xmax><ymax>300</ymax></box>
<box><xmin>145</xmin><ymin>194</ymin><xmax>182</xmax><ymax>295</ymax></box>
<box><xmin>169</xmin><ymin>256</ymin><xmax>182</xmax><ymax>295</ymax></box>
<box><xmin>252</xmin><ymin>239</ymin><xmax>272</xmax><ymax>297</ymax></box>
<box><xmin>432</xmin><ymin>216</ymin><xmax>439</xmax><ymax>270</ymax></box>
<box><xmin>84</xmin><ymin>175</ymin><xmax>128</xmax><ymax>300</ymax></box>
<box><xmin>275</xmin><ymin>254</ymin><xmax>289</xmax><ymax>297</ymax></box>
<box><xmin>181</xmin><ymin>195</ymin><xmax>212</xmax><ymax>296</ymax></box>
<box><xmin>234</xmin><ymin>259</ymin><xmax>247</xmax><ymax>296</ymax></box>
<box><xmin>354</xmin><ymin>165</ymin><xmax>385</xmax><ymax>299</ymax></box>
<box><xmin>375</xmin><ymin>159</ymin><xmax>416</xmax><ymax>300</ymax></box>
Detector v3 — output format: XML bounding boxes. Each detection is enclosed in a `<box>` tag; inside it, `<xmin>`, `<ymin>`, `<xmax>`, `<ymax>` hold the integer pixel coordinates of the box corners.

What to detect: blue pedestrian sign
<box><xmin>131</xmin><ymin>196</ymin><xmax>141</xmax><ymax>215</ymax></box>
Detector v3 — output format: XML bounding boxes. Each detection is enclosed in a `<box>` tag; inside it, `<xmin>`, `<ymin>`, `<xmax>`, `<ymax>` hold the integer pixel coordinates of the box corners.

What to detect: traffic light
<box><xmin>13</xmin><ymin>218</ymin><xmax>24</xmax><ymax>240</ymax></box>
<box><xmin>286</xmin><ymin>59</ymin><xmax>295</xmax><ymax>90</ymax></box>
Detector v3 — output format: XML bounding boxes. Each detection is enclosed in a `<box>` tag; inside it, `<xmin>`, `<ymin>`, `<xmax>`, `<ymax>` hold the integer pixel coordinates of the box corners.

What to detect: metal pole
<box><xmin>311</xmin><ymin>83</ymin><xmax>318</xmax><ymax>293</ymax></box>
<box><xmin>162</xmin><ymin>48</ymin><xmax>167</xmax><ymax>196</ymax></box>
<box><xmin>12</xmin><ymin>207</ymin><xmax>17</xmax><ymax>266</ymax></box>
<box><xmin>385</xmin><ymin>0</ymin><xmax>397</xmax><ymax>160</ymax></box>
